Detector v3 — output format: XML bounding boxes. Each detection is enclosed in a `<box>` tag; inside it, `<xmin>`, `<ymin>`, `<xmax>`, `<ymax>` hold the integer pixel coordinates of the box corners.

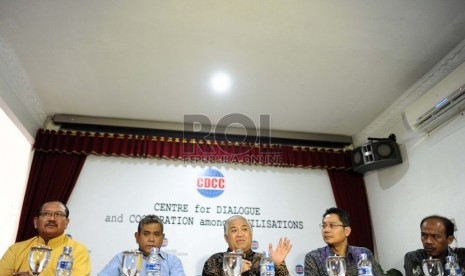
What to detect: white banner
<box><xmin>67</xmin><ymin>155</ymin><xmax>336</xmax><ymax>275</ymax></box>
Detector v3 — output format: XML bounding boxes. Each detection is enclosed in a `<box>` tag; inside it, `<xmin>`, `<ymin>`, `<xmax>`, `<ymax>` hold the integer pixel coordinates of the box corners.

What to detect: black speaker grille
<box><xmin>351</xmin><ymin>140</ymin><xmax>402</xmax><ymax>174</ymax></box>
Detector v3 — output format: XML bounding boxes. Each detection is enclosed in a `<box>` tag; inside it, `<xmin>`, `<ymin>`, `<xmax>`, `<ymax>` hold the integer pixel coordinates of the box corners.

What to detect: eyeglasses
<box><xmin>39</xmin><ymin>211</ymin><xmax>67</xmax><ymax>219</ymax></box>
<box><xmin>319</xmin><ymin>223</ymin><xmax>346</xmax><ymax>230</ymax></box>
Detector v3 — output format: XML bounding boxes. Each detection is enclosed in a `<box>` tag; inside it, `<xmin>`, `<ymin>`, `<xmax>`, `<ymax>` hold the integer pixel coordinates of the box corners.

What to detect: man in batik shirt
<box><xmin>304</xmin><ymin>207</ymin><xmax>384</xmax><ymax>276</ymax></box>
<box><xmin>202</xmin><ymin>215</ymin><xmax>292</xmax><ymax>276</ymax></box>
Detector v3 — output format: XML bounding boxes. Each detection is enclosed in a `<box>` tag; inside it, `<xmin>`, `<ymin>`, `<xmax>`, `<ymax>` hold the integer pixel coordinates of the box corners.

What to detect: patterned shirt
<box><xmin>304</xmin><ymin>245</ymin><xmax>384</xmax><ymax>276</ymax></box>
<box><xmin>202</xmin><ymin>249</ymin><xmax>290</xmax><ymax>276</ymax></box>
<box><xmin>404</xmin><ymin>247</ymin><xmax>465</xmax><ymax>276</ymax></box>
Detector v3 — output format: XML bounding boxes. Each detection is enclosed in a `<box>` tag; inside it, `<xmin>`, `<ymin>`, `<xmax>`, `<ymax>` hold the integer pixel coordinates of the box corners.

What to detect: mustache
<box><xmin>45</xmin><ymin>222</ymin><xmax>58</xmax><ymax>227</ymax></box>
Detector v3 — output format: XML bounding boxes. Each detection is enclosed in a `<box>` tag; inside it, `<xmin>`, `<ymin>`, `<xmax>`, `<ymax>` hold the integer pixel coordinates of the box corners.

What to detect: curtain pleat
<box><xmin>327</xmin><ymin>169</ymin><xmax>374</xmax><ymax>253</ymax></box>
<box><xmin>16</xmin><ymin>151</ymin><xmax>86</xmax><ymax>241</ymax></box>
<box><xmin>33</xmin><ymin>129</ymin><xmax>353</xmax><ymax>169</ymax></box>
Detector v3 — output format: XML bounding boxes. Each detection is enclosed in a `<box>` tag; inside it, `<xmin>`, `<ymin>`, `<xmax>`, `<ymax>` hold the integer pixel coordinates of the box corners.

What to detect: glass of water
<box><xmin>223</xmin><ymin>252</ymin><xmax>242</xmax><ymax>276</ymax></box>
<box><xmin>422</xmin><ymin>257</ymin><xmax>444</xmax><ymax>276</ymax></box>
<box><xmin>326</xmin><ymin>255</ymin><xmax>346</xmax><ymax>276</ymax></box>
<box><xmin>28</xmin><ymin>245</ymin><xmax>52</xmax><ymax>275</ymax></box>
<box><xmin>121</xmin><ymin>250</ymin><xmax>143</xmax><ymax>276</ymax></box>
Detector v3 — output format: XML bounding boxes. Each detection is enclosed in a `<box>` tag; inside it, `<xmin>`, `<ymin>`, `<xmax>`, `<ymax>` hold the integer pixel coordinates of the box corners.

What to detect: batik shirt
<box><xmin>304</xmin><ymin>245</ymin><xmax>384</xmax><ymax>276</ymax></box>
<box><xmin>202</xmin><ymin>248</ymin><xmax>290</xmax><ymax>276</ymax></box>
<box><xmin>404</xmin><ymin>247</ymin><xmax>465</xmax><ymax>276</ymax></box>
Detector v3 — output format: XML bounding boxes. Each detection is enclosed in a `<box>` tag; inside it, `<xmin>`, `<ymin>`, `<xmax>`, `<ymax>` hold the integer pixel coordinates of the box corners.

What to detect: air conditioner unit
<box><xmin>403</xmin><ymin>61</ymin><xmax>465</xmax><ymax>133</ymax></box>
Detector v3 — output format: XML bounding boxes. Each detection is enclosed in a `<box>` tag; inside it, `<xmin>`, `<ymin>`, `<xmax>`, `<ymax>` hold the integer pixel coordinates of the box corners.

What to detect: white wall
<box><xmin>0</xmin><ymin>35</ymin><xmax>45</xmax><ymax>141</ymax></box>
<box><xmin>0</xmin><ymin>103</ymin><xmax>32</xmax><ymax>256</ymax></box>
<box><xmin>65</xmin><ymin>156</ymin><xmax>336</xmax><ymax>275</ymax></box>
<box><xmin>364</xmin><ymin>112</ymin><xmax>465</xmax><ymax>273</ymax></box>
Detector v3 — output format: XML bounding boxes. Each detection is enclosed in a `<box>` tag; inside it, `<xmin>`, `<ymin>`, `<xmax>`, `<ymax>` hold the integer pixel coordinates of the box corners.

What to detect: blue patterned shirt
<box><xmin>304</xmin><ymin>245</ymin><xmax>384</xmax><ymax>276</ymax></box>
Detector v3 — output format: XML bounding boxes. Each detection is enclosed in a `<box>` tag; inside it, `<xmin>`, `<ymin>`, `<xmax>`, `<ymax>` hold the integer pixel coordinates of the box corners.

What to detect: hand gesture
<box><xmin>269</xmin><ymin>237</ymin><xmax>292</xmax><ymax>265</ymax></box>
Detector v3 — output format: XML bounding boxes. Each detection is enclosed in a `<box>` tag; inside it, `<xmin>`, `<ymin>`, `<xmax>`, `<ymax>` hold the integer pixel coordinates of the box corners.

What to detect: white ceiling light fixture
<box><xmin>210</xmin><ymin>72</ymin><xmax>232</xmax><ymax>93</ymax></box>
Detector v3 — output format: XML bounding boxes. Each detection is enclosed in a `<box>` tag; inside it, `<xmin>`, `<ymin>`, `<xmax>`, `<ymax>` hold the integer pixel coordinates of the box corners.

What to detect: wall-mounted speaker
<box><xmin>351</xmin><ymin>139</ymin><xmax>402</xmax><ymax>174</ymax></box>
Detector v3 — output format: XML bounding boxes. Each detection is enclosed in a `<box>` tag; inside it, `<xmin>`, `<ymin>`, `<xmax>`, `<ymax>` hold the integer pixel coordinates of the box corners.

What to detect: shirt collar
<box><xmin>346</xmin><ymin>245</ymin><xmax>356</xmax><ymax>258</ymax></box>
<box><xmin>323</xmin><ymin>245</ymin><xmax>354</xmax><ymax>258</ymax></box>
<box><xmin>226</xmin><ymin>248</ymin><xmax>254</xmax><ymax>259</ymax></box>
<box><xmin>37</xmin><ymin>233</ymin><xmax>67</xmax><ymax>248</ymax></box>
<box><xmin>159</xmin><ymin>250</ymin><xmax>167</xmax><ymax>260</ymax></box>
<box><xmin>448</xmin><ymin>246</ymin><xmax>455</xmax><ymax>255</ymax></box>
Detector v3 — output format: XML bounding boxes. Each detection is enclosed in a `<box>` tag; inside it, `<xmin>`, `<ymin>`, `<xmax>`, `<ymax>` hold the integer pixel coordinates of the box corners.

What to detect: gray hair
<box><xmin>223</xmin><ymin>215</ymin><xmax>252</xmax><ymax>236</ymax></box>
<box><xmin>138</xmin><ymin>214</ymin><xmax>164</xmax><ymax>233</ymax></box>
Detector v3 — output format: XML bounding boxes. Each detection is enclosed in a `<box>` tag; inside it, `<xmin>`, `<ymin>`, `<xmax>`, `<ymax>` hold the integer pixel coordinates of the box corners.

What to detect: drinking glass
<box><xmin>223</xmin><ymin>252</ymin><xmax>242</xmax><ymax>276</ymax></box>
<box><xmin>121</xmin><ymin>250</ymin><xmax>143</xmax><ymax>276</ymax></box>
<box><xmin>28</xmin><ymin>245</ymin><xmax>52</xmax><ymax>275</ymax></box>
<box><xmin>326</xmin><ymin>255</ymin><xmax>346</xmax><ymax>276</ymax></box>
<box><xmin>422</xmin><ymin>257</ymin><xmax>444</xmax><ymax>276</ymax></box>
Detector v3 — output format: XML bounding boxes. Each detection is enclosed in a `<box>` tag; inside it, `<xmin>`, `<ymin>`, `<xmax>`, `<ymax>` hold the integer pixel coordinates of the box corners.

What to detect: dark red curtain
<box><xmin>16</xmin><ymin>151</ymin><xmax>86</xmax><ymax>241</ymax></box>
<box><xmin>33</xmin><ymin>129</ymin><xmax>353</xmax><ymax>169</ymax></box>
<box><xmin>327</xmin><ymin>169</ymin><xmax>374</xmax><ymax>252</ymax></box>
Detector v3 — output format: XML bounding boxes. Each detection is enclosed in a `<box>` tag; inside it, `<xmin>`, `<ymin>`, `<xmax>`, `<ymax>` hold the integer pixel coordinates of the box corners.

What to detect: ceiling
<box><xmin>1</xmin><ymin>1</ymin><xmax>465</xmax><ymax>145</ymax></box>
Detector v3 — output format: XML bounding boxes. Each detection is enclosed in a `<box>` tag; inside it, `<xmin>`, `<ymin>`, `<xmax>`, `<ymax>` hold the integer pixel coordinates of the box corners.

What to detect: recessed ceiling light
<box><xmin>210</xmin><ymin>72</ymin><xmax>232</xmax><ymax>93</ymax></box>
